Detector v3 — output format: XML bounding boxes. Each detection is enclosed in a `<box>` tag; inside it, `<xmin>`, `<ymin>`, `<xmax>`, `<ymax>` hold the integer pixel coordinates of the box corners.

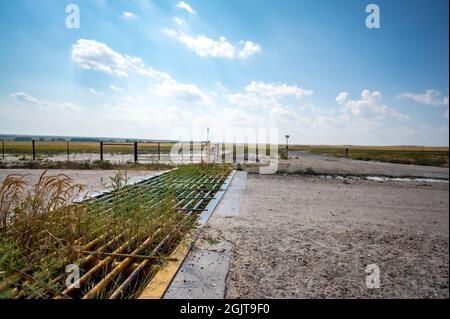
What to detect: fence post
<box><xmin>67</xmin><ymin>141</ymin><xmax>70</xmax><ymax>161</ymax></box>
<box><xmin>158</xmin><ymin>143</ymin><xmax>161</xmax><ymax>161</ymax></box>
<box><xmin>32</xmin><ymin>140</ymin><xmax>36</xmax><ymax>160</ymax></box>
<box><xmin>190</xmin><ymin>141</ymin><xmax>193</xmax><ymax>163</ymax></box>
<box><xmin>134</xmin><ymin>142</ymin><xmax>138</xmax><ymax>164</ymax></box>
<box><xmin>2</xmin><ymin>139</ymin><xmax>4</xmax><ymax>160</ymax></box>
<box><xmin>100</xmin><ymin>141</ymin><xmax>103</xmax><ymax>161</ymax></box>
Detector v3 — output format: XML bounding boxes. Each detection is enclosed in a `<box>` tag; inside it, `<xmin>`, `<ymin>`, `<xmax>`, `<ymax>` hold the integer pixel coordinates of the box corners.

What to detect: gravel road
<box><xmin>202</xmin><ymin>174</ymin><xmax>449</xmax><ymax>298</ymax></box>
<box><xmin>274</xmin><ymin>153</ymin><xmax>449</xmax><ymax>179</ymax></box>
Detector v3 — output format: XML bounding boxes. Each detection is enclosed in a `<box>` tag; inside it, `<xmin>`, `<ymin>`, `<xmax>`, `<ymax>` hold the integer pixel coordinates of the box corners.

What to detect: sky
<box><xmin>0</xmin><ymin>0</ymin><xmax>448</xmax><ymax>145</ymax></box>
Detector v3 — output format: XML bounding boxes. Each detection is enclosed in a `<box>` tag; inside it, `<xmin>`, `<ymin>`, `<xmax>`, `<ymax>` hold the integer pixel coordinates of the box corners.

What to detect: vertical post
<box><xmin>158</xmin><ymin>143</ymin><xmax>161</xmax><ymax>161</ymax></box>
<box><xmin>345</xmin><ymin>147</ymin><xmax>349</xmax><ymax>158</ymax></box>
<box><xmin>181</xmin><ymin>143</ymin><xmax>184</xmax><ymax>163</ymax></box>
<box><xmin>190</xmin><ymin>141</ymin><xmax>193</xmax><ymax>163</ymax></box>
<box><xmin>67</xmin><ymin>141</ymin><xmax>70</xmax><ymax>161</ymax></box>
<box><xmin>256</xmin><ymin>143</ymin><xmax>259</xmax><ymax>163</ymax></box>
<box><xmin>32</xmin><ymin>140</ymin><xmax>36</xmax><ymax>160</ymax></box>
<box><xmin>134</xmin><ymin>142</ymin><xmax>138</xmax><ymax>164</ymax></box>
<box><xmin>2</xmin><ymin>139</ymin><xmax>4</xmax><ymax>160</ymax></box>
<box><xmin>100</xmin><ymin>141</ymin><xmax>104</xmax><ymax>161</ymax></box>
<box><xmin>285</xmin><ymin>135</ymin><xmax>290</xmax><ymax>158</ymax></box>
<box><xmin>421</xmin><ymin>146</ymin><xmax>425</xmax><ymax>165</ymax></box>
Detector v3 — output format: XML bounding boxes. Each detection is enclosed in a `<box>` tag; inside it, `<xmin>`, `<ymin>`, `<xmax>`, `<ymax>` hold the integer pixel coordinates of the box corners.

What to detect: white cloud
<box><xmin>227</xmin><ymin>81</ymin><xmax>313</xmax><ymax>113</ymax></box>
<box><xmin>4</xmin><ymin>86</ymin><xmax>447</xmax><ymax>146</ymax></box>
<box><xmin>122</xmin><ymin>11</ymin><xmax>136</xmax><ymax>19</ymax></box>
<box><xmin>238</xmin><ymin>41</ymin><xmax>261</xmax><ymax>59</ymax></box>
<box><xmin>10</xmin><ymin>92</ymin><xmax>80</xmax><ymax>111</ymax></box>
<box><xmin>176</xmin><ymin>1</ymin><xmax>196</xmax><ymax>14</ymax></box>
<box><xmin>335</xmin><ymin>92</ymin><xmax>349</xmax><ymax>105</ymax></box>
<box><xmin>71</xmin><ymin>38</ymin><xmax>210</xmax><ymax>106</ymax></box>
<box><xmin>227</xmin><ymin>93</ymin><xmax>268</xmax><ymax>108</ymax></box>
<box><xmin>88</xmin><ymin>88</ymin><xmax>105</xmax><ymax>95</ymax></box>
<box><xmin>338</xmin><ymin>90</ymin><xmax>409</xmax><ymax>120</ymax></box>
<box><xmin>398</xmin><ymin>89</ymin><xmax>449</xmax><ymax>119</ymax></box>
<box><xmin>245</xmin><ymin>81</ymin><xmax>314</xmax><ymax>99</ymax></box>
<box><xmin>10</xmin><ymin>92</ymin><xmax>40</xmax><ymax>105</ymax></box>
<box><xmin>71</xmin><ymin>39</ymin><xmax>171</xmax><ymax>81</ymax></box>
<box><xmin>135</xmin><ymin>66</ymin><xmax>171</xmax><ymax>80</ymax></box>
<box><xmin>163</xmin><ymin>29</ymin><xmax>235</xmax><ymax>58</ymax></box>
<box><xmin>174</xmin><ymin>17</ymin><xmax>184</xmax><ymax>25</ymax></box>
<box><xmin>163</xmin><ymin>29</ymin><xmax>261</xmax><ymax>59</ymax></box>
<box><xmin>110</xmin><ymin>85</ymin><xmax>124</xmax><ymax>93</ymax></box>
<box><xmin>72</xmin><ymin>39</ymin><xmax>138</xmax><ymax>77</ymax></box>
<box><xmin>398</xmin><ymin>89</ymin><xmax>449</xmax><ymax>106</ymax></box>
<box><xmin>151</xmin><ymin>79</ymin><xmax>209</xmax><ymax>103</ymax></box>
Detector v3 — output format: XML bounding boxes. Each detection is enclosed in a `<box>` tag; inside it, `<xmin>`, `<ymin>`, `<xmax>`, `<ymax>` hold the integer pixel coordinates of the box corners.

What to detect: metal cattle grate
<box><xmin>1</xmin><ymin>167</ymin><xmax>231</xmax><ymax>299</ymax></box>
<box><xmin>62</xmin><ymin>169</ymin><xmax>230</xmax><ymax>299</ymax></box>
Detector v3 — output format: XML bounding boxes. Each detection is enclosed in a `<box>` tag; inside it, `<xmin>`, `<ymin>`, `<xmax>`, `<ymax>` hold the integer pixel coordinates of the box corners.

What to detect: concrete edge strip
<box><xmin>197</xmin><ymin>170</ymin><xmax>237</xmax><ymax>226</ymax></box>
<box><xmin>137</xmin><ymin>170</ymin><xmax>237</xmax><ymax>299</ymax></box>
<box><xmin>138</xmin><ymin>236</ymin><xmax>193</xmax><ymax>299</ymax></box>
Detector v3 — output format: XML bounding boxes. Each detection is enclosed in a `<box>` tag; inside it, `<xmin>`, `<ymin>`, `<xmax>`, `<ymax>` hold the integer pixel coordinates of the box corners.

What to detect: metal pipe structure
<box><xmin>39</xmin><ymin>169</ymin><xmax>230</xmax><ymax>299</ymax></box>
<box><xmin>108</xmin><ymin>178</ymin><xmax>221</xmax><ymax>299</ymax></box>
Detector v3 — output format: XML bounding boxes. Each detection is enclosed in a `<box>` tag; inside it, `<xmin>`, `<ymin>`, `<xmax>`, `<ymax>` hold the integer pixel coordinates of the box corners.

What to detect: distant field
<box><xmin>285</xmin><ymin>145</ymin><xmax>449</xmax><ymax>167</ymax></box>
<box><xmin>1</xmin><ymin>141</ymin><xmax>187</xmax><ymax>155</ymax></box>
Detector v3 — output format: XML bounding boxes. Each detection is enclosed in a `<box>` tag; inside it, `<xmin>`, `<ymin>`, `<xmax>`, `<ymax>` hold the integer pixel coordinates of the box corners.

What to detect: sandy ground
<box><xmin>265</xmin><ymin>152</ymin><xmax>449</xmax><ymax>179</ymax></box>
<box><xmin>0</xmin><ymin>169</ymin><xmax>162</xmax><ymax>197</ymax></box>
<box><xmin>201</xmin><ymin>174</ymin><xmax>449</xmax><ymax>298</ymax></box>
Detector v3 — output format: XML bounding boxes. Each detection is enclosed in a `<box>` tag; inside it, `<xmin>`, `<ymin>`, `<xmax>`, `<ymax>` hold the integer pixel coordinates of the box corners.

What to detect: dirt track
<box><xmin>268</xmin><ymin>153</ymin><xmax>449</xmax><ymax>179</ymax></box>
<box><xmin>202</xmin><ymin>174</ymin><xmax>449</xmax><ymax>298</ymax></box>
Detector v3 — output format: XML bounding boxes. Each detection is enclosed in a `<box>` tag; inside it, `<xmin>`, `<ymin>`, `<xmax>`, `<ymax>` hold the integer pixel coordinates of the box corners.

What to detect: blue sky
<box><xmin>0</xmin><ymin>0</ymin><xmax>448</xmax><ymax>145</ymax></box>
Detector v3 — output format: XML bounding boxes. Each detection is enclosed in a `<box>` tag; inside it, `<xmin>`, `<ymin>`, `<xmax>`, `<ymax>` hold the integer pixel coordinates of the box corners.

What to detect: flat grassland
<box><xmin>286</xmin><ymin>145</ymin><xmax>449</xmax><ymax>167</ymax></box>
<box><xmin>2</xmin><ymin>141</ymin><xmax>178</xmax><ymax>155</ymax></box>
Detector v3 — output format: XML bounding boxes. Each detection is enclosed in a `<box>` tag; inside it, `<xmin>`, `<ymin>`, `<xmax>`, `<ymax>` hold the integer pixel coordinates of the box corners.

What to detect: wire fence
<box><xmin>0</xmin><ymin>139</ymin><xmax>211</xmax><ymax>164</ymax></box>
